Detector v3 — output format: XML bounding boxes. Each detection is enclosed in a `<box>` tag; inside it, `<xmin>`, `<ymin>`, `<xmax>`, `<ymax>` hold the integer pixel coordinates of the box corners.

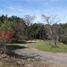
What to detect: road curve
<box><xmin>14</xmin><ymin>47</ymin><xmax>67</xmax><ymax>65</ymax></box>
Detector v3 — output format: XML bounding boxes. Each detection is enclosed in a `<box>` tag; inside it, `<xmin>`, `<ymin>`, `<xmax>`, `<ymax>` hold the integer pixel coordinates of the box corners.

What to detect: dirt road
<box><xmin>14</xmin><ymin>44</ymin><xmax>67</xmax><ymax>65</ymax></box>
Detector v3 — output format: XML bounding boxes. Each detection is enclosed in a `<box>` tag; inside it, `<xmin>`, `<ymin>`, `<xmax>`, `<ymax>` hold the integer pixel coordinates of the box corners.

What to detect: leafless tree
<box><xmin>23</xmin><ymin>15</ymin><xmax>35</xmax><ymax>26</ymax></box>
<box><xmin>42</xmin><ymin>14</ymin><xmax>60</xmax><ymax>47</ymax></box>
<box><xmin>23</xmin><ymin>15</ymin><xmax>35</xmax><ymax>40</ymax></box>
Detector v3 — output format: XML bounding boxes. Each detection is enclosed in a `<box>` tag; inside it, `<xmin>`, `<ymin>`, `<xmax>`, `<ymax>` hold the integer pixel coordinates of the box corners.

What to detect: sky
<box><xmin>0</xmin><ymin>0</ymin><xmax>67</xmax><ymax>23</ymax></box>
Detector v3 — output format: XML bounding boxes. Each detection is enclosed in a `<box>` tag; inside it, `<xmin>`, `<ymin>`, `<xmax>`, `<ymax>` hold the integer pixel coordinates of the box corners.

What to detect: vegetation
<box><xmin>35</xmin><ymin>40</ymin><xmax>67</xmax><ymax>52</ymax></box>
<box><xmin>0</xmin><ymin>14</ymin><xmax>67</xmax><ymax>53</ymax></box>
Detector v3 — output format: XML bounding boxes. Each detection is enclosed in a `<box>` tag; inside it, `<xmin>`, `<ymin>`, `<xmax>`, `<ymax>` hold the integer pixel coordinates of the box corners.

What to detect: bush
<box><xmin>61</xmin><ymin>35</ymin><xmax>67</xmax><ymax>44</ymax></box>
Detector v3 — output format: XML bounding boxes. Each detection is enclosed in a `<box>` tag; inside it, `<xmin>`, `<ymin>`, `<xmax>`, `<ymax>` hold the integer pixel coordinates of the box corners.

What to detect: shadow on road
<box><xmin>6</xmin><ymin>45</ymin><xmax>31</xmax><ymax>59</ymax></box>
<box><xmin>6</xmin><ymin>45</ymin><xmax>27</xmax><ymax>50</ymax></box>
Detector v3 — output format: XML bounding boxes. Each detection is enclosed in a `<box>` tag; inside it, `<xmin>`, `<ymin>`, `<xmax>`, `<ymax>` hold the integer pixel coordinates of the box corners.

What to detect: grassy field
<box><xmin>34</xmin><ymin>40</ymin><xmax>67</xmax><ymax>52</ymax></box>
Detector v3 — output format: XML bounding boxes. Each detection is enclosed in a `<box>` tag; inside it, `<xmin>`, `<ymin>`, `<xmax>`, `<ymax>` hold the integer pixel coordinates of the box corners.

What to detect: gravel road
<box><xmin>13</xmin><ymin>44</ymin><xmax>67</xmax><ymax>65</ymax></box>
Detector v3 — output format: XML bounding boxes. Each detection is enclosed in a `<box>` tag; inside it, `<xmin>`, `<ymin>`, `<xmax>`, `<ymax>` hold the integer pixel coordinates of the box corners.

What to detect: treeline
<box><xmin>0</xmin><ymin>15</ymin><xmax>67</xmax><ymax>44</ymax></box>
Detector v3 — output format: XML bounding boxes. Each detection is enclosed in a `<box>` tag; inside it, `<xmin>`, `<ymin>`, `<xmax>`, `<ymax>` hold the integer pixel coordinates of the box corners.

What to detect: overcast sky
<box><xmin>0</xmin><ymin>0</ymin><xmax>67</xmax><ymax>23</ymax></box>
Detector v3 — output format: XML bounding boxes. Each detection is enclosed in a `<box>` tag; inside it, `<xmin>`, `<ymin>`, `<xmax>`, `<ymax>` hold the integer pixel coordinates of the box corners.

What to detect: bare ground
<box><xmin>0</xmin><ymin>54</ymin><xmax>66</xmax><ymax>67</ymax></box>
<box><xmin>1</xmin><ymin>40</ymin><xmax>67</xmax><ymax>67</ymax></box>
<box><xmin>13</xmin><ymin>41</ymin><xmax>67</xmax><ymax>67</ymax></box>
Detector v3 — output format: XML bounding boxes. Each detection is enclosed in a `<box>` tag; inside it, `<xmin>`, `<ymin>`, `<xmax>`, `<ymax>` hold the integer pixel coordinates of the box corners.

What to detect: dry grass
<box><xmin>0</xmin><ymin>54</ymin><xmax>66</xmax><ymax>67</ymax></box>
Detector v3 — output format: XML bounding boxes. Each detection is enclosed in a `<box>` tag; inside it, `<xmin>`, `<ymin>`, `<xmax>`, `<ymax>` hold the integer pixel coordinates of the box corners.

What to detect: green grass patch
<box><xmin>35</xmin><ymin>40</ymin><xmax>67</xmax><ymax>52</ymax></box>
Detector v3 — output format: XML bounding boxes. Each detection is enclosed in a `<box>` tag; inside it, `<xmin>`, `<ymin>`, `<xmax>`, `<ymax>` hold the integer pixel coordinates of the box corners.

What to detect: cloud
<box><xmin>0</xmin><ymin>0</ymin><xmax>67</xmax><ymax>23</ymax></box>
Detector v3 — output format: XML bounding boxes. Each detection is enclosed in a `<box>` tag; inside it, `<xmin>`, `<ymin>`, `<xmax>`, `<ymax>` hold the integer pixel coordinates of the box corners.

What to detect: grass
<box><xmin>34</xmin><ymin>40</ymin><xmax>67</xmax><ymax>52</ymax></box>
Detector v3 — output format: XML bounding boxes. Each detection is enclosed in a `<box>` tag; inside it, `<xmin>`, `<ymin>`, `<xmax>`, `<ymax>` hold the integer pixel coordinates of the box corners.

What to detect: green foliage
<box><xmin>27</xmin><ymin>23</ymin><xmax>46</xmax><ymax>39</ymax></box>
<box><xmin>59</xmin><ymin>23</ymin><xmax>67</xmax><ymax>44</ymax></box>
<box><xmin>0</xmin><ymin>15</ymin><xmax>67</xmax><ymax>44</ymax></box>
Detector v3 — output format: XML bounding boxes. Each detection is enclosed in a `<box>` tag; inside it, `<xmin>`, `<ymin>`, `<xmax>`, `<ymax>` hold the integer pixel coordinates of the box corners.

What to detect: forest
<box><xmin>0</xmin><ymin>15</ymin><xmax>67</xmax><ymax>45</ymax></box>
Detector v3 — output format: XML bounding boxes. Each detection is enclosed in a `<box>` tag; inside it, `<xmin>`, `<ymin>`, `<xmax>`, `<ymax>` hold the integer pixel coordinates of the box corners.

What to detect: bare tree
<box><xmin>52</xmin><ymin>24</ymin><xmax>60</xmax><ymax>47</ymax></box>
<box><xmin>42</xmin><ymin>15</ymin><xmax>52</xmax><ymax>40</ymax></box>
<box><xmin>23</xmin><ymin>15</ymin><xmax>35</xmax><ymax>26</ymax></box>
<box><xmin>42</xmin><ymin>14</ymin><xmax>60</xmax><ymax>47</ymax></box>
<box><xmin>23</xmin><ymin>15</ymin><xmax>35</xmax><ymax>40</ymax></box>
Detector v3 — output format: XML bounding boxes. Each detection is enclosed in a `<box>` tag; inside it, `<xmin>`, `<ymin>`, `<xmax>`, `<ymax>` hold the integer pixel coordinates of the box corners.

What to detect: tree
<box><xmin>0</xmin><ymin>17</ymin><xmax>15</xmax><ymax>54</ymax></box>
<box><xmin>14</xmin><ymin>21</ymin><xmax>26</xmax><ymax>41</ymax></box>
<box><xmin>23</xmin><ymin>15</ymin><xmax>35</xmax><ymax>26</ymax></box>
<box><xmin>42</xmin><ymin>14</ymin><xmax>60</xmax><ymax>47</ymax></box>
<box><xmin>59</xmin><ymin>23</ymin><xmax>67</xmax><ymax>44</ymax></box>
<box><xmin>28</xmin><ymin>23</ymin><xmax>46</xmax><ymax>40</ymax></box>
<box><xmin>52</xmin><ymin>24</ymin><xmax>61</xmax><ymax>46</ymax></box>
<box><xmin>23</xmin><ymin>15</ymin><xmax>35</xmax><ymax>40</ymax></box>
